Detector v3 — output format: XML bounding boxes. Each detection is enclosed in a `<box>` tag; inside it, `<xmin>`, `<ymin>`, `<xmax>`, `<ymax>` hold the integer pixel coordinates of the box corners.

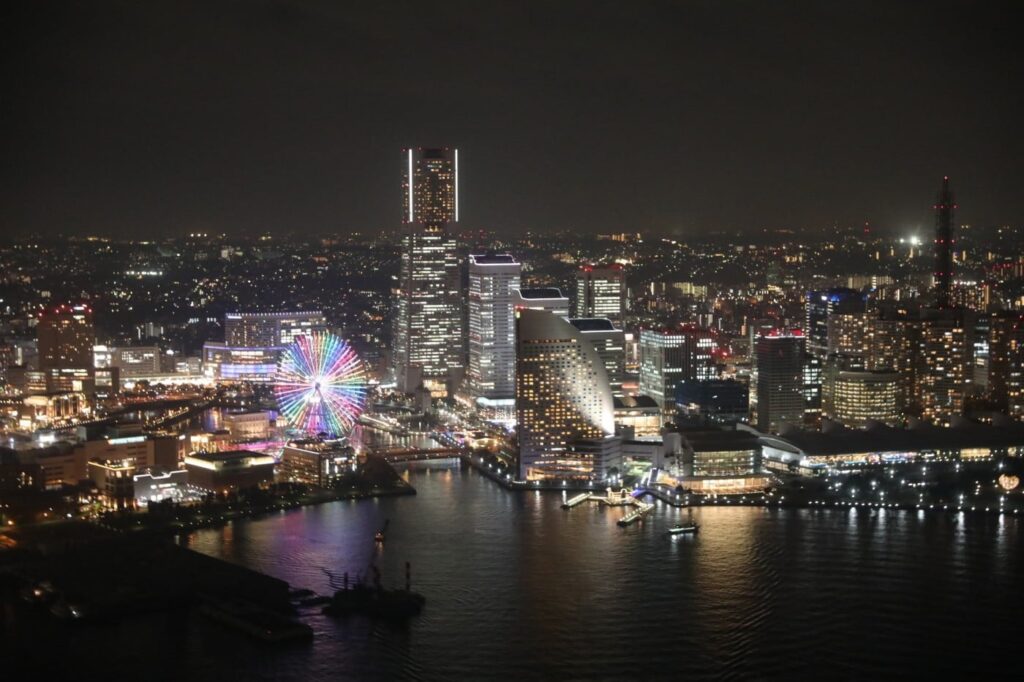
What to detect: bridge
<box><xmin>375</xmin><ymin>447</ymin><xmax>468</xmax><ymax>463</ymax></box>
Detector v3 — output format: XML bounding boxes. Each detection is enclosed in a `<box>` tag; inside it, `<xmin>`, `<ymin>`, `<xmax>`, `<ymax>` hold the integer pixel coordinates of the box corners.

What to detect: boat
<box><xmin>667</xmin><ymin>523</ymin><xmax>700</xmax><ymax>535</ymax></box>
<box><xmin>324</xmin><ymin>563</ymin><xmax>424</xmax><ymax>621</ymax></box>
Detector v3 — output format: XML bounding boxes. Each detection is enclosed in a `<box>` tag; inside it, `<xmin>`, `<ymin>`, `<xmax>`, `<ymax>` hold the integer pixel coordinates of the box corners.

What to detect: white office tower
<box><xmin>392</xmin><ymin>147</ymin><xmax>462</xmax><ymax>395</ymax></box>
<box><xmin>516</xmin><ymin>309</ymin><xmax>619</xmax><ymax>482</ymax></box>
<box><xmin>512</xmin><ymin>287</ymin><xmax>570</xmax><ymax>317</ymax></box>
<box><xmin>468</xmin><ymin>254</ymin><xmax>521</xmax><ymax>409</ymax></box>
<box><xmin>569</xmin><ymin>318</ymin><xmax>626</xmax><ymax>395</ymax></box>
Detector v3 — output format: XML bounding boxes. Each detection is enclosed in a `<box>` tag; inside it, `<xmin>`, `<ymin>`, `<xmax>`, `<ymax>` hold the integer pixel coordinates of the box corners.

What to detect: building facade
<box><xmin>570</xmin><ymin>318</ymin><xmax>626</xmax><ymax>394</ymax></box>
<box><xmin>512</xmin><ymin>288</ymin><xmax>570</xmax><ymax>317</ymax></box>
<box><xmin>804</xmin><ymin>289</ymin><xmax>864</xmax><ymax>359</ymax></box>
<box><xmin>574</xmin><ymin>264</ymin><xmax>626</xmax><ymax>325</ymax></box>
<box><xmin>224</xmin><ymin>311</ymin><xmax>326</xmax><ymax>347</ymax></box>
<box><xmin>515</xmin><ymin>309</ymin><xmax>617</xmax><ymax>482</ymax></box>
<box><xmin>751</xmin><ymin>330</ymin><xmax>805</xmax><ymax>434</ymax></box>
<box><xmin>639</xmin><ymin>326</ymin><xmax>715</xmax><ymax>408</ymax></box>
<box><xmin>392</xmin><ymin>147</ymin><xmax>462</xmax><ymax>394</ymax></box>
<box><xmin>37</xmin><ymin>304</ymin><xmax>95</xmax><ymax>393</ymax></box>
<box><xmin>467</xmin><ymin>254</ymin><xmax>521</xmax><ymax>405</ymax></box>
<box><xmin>822</xmin><ymin>368</ymin><xmax>901</xmax><ymax>428</ymax></box>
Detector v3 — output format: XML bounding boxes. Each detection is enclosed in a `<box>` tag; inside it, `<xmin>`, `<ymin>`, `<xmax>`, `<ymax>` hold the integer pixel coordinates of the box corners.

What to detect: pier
<box><xmin>561</xmin><ymin>492</ymin><xmax>593</xmax><ymax>509</ymax></box>
<box><xmin>562</xmin><ymin>488</ymin><xmax>656</xmax><ymax>526</ymax></box>
<box><xmin>617</xmin><ymin>502</ymin><xmax>655</xmax><ymax>526</ymax></box>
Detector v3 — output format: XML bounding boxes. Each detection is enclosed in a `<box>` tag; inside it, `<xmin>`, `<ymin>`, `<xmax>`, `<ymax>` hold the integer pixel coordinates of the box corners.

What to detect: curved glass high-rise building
<box><xmin>515</xmin><ymin>309</ymin><xmax>617</xmax><ymax>482</ymax></box>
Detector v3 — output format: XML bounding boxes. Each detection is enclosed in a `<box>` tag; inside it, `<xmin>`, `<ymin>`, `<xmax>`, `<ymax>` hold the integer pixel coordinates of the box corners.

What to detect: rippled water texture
<box><xmin>183</xmin><ymin>461</ymin><xmax>1023</xmax><ymax>680</ymax></box>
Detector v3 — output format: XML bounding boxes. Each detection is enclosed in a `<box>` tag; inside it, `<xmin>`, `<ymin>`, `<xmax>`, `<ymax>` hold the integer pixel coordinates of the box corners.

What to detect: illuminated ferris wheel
<box><xmin>274</xmin><ymin>332</ymin><xmax>368</xmax><ymax>437</ymax></box>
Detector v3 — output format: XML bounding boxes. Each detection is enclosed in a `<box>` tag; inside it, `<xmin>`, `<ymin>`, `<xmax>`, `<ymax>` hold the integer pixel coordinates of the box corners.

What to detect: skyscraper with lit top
<box><xmin>392</xmin><ymin>147</ymin><xmax>462</xmax><ymax>394</ymax></box>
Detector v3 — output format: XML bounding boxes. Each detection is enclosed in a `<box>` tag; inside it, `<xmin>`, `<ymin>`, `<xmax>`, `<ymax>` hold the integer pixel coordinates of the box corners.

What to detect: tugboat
<box><xmin>323</xmin><ymin>563</ymin><xmax>425</xmax><ymax>621</ymax></box>
<box><xmin>375</xmin><ymin>518</ymin><xmax>389</xmax><ymax>543</ymax></box>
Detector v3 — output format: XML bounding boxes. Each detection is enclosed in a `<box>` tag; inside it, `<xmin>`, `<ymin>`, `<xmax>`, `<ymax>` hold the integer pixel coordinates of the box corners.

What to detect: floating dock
<box><xmin>561</xmin><ymin>492</ymin><xmax>593</xmax><ymax>509</ymax></box>
<box><xmin>617</xmin><ymin>502</ymin><xmax>654</xmax><ymax>526</ymax></box>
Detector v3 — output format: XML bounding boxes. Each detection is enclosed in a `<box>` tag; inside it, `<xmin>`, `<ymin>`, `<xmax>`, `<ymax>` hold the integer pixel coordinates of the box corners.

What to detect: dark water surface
<box><xmin>182</xmin><ymin>461</ymin><xmax>1023</xmax><ymax>680</ymax></box>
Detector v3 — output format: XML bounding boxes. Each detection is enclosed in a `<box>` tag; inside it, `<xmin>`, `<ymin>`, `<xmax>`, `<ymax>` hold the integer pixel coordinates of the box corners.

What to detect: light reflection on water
<box><xmin>182</xmin><ymin>461</ymin><xmax>1023</xmax><ymax>680</ymax></box>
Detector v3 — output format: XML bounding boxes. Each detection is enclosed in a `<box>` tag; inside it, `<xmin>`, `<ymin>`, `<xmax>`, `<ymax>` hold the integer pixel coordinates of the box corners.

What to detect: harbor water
<box><xmin>181</xmin><ymin>460</ymin><xmax>1023</xmax><ymax>680</ymax></box>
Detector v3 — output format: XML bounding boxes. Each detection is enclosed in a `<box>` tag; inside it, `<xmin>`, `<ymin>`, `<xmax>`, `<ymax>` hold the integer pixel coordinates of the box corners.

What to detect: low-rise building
<box><xmin>223</xmin><ymin>411</ymin><xmax>274</xmax><ymax>440</ymax></box>
<box><xmin>671</xmin><ymin>427</ymin><xmax>770</xmax><ymax>494</ymax></box>
<box><xmin>613</xmin><ymin>395</ymin><xmax>663</xmax><ymax>437</ymax></box>
<box><xmin>278</xmin><ymin>440</ymin><xmax>355</xmax><ymax>488</ymax></box>
<box><xmin>761</xmin><ymin>418</ymin><xmax>1024</xmax><ymax>473</ymax></box>
<box><xmin>184</xmin><ymin>450</ymin><xmax>275</xmax><ymax>492</ymax></box>
<box><xmin>88</xmin><ymin>458</ymin><xmax>136</xmax><ymax>510</ymax></box>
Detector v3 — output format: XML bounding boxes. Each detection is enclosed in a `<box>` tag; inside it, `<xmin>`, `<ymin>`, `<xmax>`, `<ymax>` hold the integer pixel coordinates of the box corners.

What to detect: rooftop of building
<box><xmin>614</xmin><ymin>394</ymin><xmax>660</xmax><ymax>409</ymax></box>
<box><xmin>640</xmin><ymin>323</ymin><xmax>711</xmax><ymax>336</ymax></box>
<box><xmin>186</xmin><ymin>449</ymin><xmax>268</xmax><ymax>462</ymax></box>
<box><xmin>771</xmin><ymin>418</ymin><xmax>1024</xmax><ymax>456</ymax></box>
<box><xmin>515</xmin><ymin>287</ymin><xmax>566</xmax><ymax>300</ymax></box>
<box><xmin>469</xmin><ymin>253</ymin><xmax>518</xmax><ymax>265</ymax></box>
<box><xmin>225</xmin><ymin>310</ymin><xmax>323</xmax><ymax>319</ymax></box>
<box><xmin>579</xmin><ymin>263</ymin><xmax>624</xmax><ymax>272</ymax></box>
<box><xmin>570</xmin><ymin>318</ymin><xmax>618</xmax><ymax>332</ymax></box>
<box><xmin>677</xmin><ymin>427</ymin><xmax>761</xmax><ymax>451</ymax></box>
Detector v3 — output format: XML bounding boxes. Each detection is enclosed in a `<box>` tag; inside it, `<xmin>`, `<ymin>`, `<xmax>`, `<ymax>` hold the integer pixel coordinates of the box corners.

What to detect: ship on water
<box><xmin>324</xmin><ymin>562</ymin><xmax>425</xmax><ymax>620</ymax></box>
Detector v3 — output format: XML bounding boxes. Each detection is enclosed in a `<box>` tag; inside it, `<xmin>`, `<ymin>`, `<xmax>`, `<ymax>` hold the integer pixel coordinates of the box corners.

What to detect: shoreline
<box><xmin>95</xmin><ymin>481</ymin><xmax>417</xmax><ymax>536</ymax></box>
<box><xmin>456</xmin><ymin>455</ymin><xmax>1022</xmax><ymax>517</ymax></box>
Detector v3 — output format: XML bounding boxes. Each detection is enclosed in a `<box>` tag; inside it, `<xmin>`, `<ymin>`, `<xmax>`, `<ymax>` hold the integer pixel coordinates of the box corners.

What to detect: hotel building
<box><xmin>515</xmin><ymin>309</ymin><xmax>618</xmax><ymax>482</ymax></box>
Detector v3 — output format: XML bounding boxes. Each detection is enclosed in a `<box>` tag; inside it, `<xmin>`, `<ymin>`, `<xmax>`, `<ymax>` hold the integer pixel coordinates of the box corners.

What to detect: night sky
<box><xmin>2</xmin><ymin>0</ymin><xmax>1020</xmax><ymax>239</ymax></box>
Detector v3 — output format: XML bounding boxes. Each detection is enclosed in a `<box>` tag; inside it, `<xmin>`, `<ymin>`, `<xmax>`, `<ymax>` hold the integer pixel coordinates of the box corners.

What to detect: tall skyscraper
<box><xmin>988</xmin><ymin>312</ymin><xmax>1024</xmax><ymax>410</ymax></box>
<box><xmin>804</xmin><ymin>288</ymin><xmax>864</xmax><ymax>359</ymax></box>
<box><xmin>468</xmin><ymin>254</ymin><xmax>521</xmax><ymax>406</ymax></box>
<box><xmin>392</xmin><ymin>147</ymin><xmax>462</xmax><ymax>394</ymax></box>
<box><xmin>638</xmin><ymin>326</ymin><xmax>715</xmax><ymax>408</ymax></box>
<box><xmin>933</xmin><ymin>176</ymin><xmax>957</xmax><ymax>309</ymax></box>
<box><xmin>569</xmin><ymin>318</ymin><xmax>626</xmax><ymax>394</ymax></box>
<box><xmin>864</xmin><ymin>311</ymin><xmax>921</xmax><ymax>413</ymax></box>
<box><xmin>1009</xmin><ymin>343</ymin><xmax>1024</xmax><ymax>422</ymax></box>
<box><xmin>516</xmin><ymin>309</ymin><xmax>617</xmax><ymax>482</ymax></box>
<box><xmin>918</xmin><ymin>309</ymin><xmax>972</xmax><ymax>425</ymax></box>
<box><xmin>802</xmin><ymin>352</ymin><xmax>823</xmax><ymax>427</ymax></box>
<box><xmin>826</xmin><ymin>311</ymin><xmax>869</xmax><ymax>359</ymax></box>
<box><xmin>38</xmin><ymin>304</ymin><xmax>94</xmax><ymax>372</ymax></box>
<box><xmin>38</xmin><ymin>304</ymin><xmax>95</xmax><ymax>393</ymax></box>
<box><xmin>575</xmin><ymin>264</ymin><xmax>626</xmax><ymax>325</ymax></box>
<box><xmin>750</xmin><ymin>329</ymin><xmax>805</xmax><ymax>434</ymax></box>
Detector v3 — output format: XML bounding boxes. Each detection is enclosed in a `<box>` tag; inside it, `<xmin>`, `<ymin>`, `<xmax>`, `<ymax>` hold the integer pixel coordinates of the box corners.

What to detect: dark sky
<box><xmin>2</xmin><ymin>0</ymin><xmax>1021</xmax><ymax>239</ymax></box>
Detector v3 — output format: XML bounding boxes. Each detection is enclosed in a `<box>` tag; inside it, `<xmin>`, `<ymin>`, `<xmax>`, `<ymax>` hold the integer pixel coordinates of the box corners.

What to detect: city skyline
<box><xmin>2</xmin><ymin>4</ymin><xmax>1023</xmax><ymax>679</ymax></box>
<box><xmin>2</xmin><ymin>1</ymin><xmax>1022</xmax><ymax>239</ymax></box>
